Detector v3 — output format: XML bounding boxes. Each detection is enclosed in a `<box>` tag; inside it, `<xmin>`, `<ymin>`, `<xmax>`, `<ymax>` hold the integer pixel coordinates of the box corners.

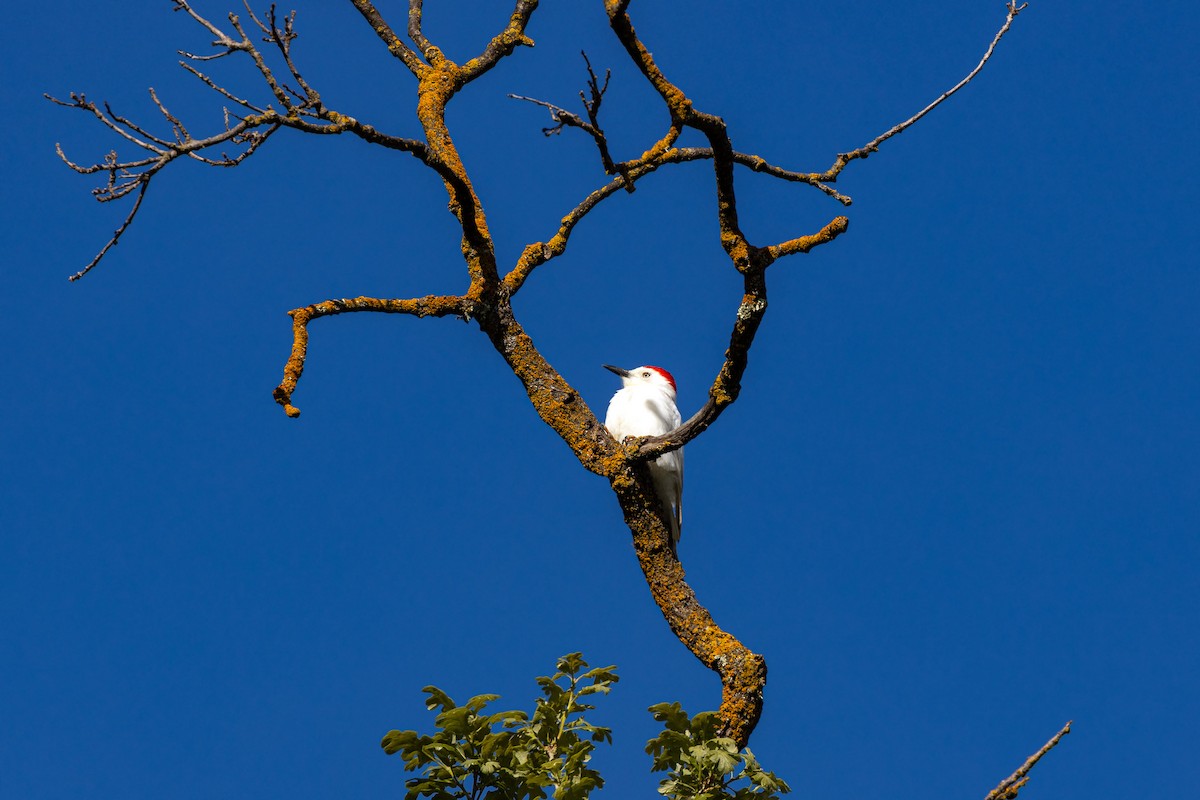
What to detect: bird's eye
<box><xmin>642</xmin><ymin>371</ymin><xmax>651</xmax><ymax>377</ymax></box>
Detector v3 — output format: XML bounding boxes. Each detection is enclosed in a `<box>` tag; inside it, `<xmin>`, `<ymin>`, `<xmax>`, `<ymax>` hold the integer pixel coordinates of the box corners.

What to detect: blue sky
<box><xmin>2</xmin><ymin>2</ymin><xmax>1197</xmax><ymax>798</ymax></box>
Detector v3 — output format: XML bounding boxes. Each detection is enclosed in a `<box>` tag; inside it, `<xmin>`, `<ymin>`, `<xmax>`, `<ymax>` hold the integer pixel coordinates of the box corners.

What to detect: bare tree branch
<box><xmin>507</xmin><ymin>92</ymin><xmax>594</xmax><ymax>138</ymax></box>
<box><xmin>347</xmin><ymin>0</ymin><xmax>428</xmax><ymax>76</ymax></box>
<box><xmin>407</xmin><ymin>0</ymin><xmax>435</xmax><ymax>58</ymax></box>
<box><xmin>264</xmin><ymin>5</ymin><xmax>319</xmax><ymax>105</ymax></box>
<box><xmin>460</xmin><ymin>0</ymin><xmax>539</xmax><ymax>82</ymax></box>
<box><xmin>606</xmin><ymin>3</ymin><xmax>758</xmax><ymax>279</ymax></box>
<box><xmin>503</xmin><ymin>146</ymin><xmax>734</xmax><ymax>294</ymax></box>
<box><xmin>47</xmin><ymin>92</ymin><xmax>166</xmax><ymax>154</ymax></box>
<box><xmin>815</xmin><ymin>1</ymin><xmax>1029</xmax><ymax>186</ymax></box>
<box><xmin>273</xmin><ymin>295</ymin><xmax>471</xmax><ymax>418</ymax></box>
<box><xmin>49</xmin><ymin>90</ymin><xmax>285</xmax><ymax>276</ymax></box>
<box><xmin>50</xmin><ymin>4</ymin><xmax>447</xmax><ymax>279</ymax></box>
<box><xmin>171</xmin><ymin>0</ymin><xmax>238</xmax><ymax>47</ymax></box>
<box><xmin>632</xmin><ymin>214</ymin><xmax>849</xmax><ymax>463</ymax></box>
<box><xmin>508</xmin><ymin>52</ymin><xmax>616</xmax><ymax>174</ymax></box>
<box><xmin>67</xmin><ymin>180</ymin><xmax>150</xmax><ymax>282</ymax></box>
<box><xmin>148</xmin><ymin>88</ymin><xmax>189</xmax><ymax>142</ymax></box>
<box><xmin>985</xmin><ymin>721</ymin><xmax>1072</xmax><ymax>800</ymax></box>
<box><xmin>178</xmin><ymin>60</ymin><xmax>264</xmax><ymax>111</ymax></box>
<box><xmin>49</xmin><ymin>85</ymin><xmax>435</xmax><ymax>277</ymax></box>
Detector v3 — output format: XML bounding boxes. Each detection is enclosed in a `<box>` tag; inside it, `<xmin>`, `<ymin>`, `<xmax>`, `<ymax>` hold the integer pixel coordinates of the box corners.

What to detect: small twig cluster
<box><xmin>509</xmin><ymin>53</ymin><xmax>624</xmax><ymax>181</ymax></box>
<box><xmin>48</xmin><ymin>0</ymin><xmax>434</xmax><ymax>280</ymax></box>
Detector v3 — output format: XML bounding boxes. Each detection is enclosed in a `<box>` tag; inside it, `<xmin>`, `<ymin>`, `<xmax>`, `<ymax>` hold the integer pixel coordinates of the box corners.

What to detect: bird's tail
<box><xmin>662</xmin><ymin>497</ymin><xmax>681</xmax><ymax>548</ymax></box>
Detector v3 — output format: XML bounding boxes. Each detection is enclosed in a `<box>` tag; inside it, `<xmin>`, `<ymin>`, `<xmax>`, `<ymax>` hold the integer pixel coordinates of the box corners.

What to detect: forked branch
<box><xmin>49</xmin><ymin>90</ymin><xmax>282</xmax><ymax>280</ymax></box>
<box><xmin>634</xmin><ymin>215</ymin><xmax>850</xmax><ymax>463</ymax></box>
<box><xmin>514</xmin><ymin>2</ymin><xmax>1027</xmax><ymax>206</ymax></box>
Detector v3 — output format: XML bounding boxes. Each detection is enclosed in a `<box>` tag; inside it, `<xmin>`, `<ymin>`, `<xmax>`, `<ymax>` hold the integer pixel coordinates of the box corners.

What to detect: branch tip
<box><xmin>984</xmin><ymin>720</ymin><xmax>1072</xmax><ymax>800</ymax></box>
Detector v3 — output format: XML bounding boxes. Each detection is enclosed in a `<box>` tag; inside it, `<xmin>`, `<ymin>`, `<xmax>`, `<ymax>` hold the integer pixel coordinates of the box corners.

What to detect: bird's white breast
<box><xmin>605</xmin><ymin>385</ymin><xmax>680</xmax><ymax>441</ymax></box>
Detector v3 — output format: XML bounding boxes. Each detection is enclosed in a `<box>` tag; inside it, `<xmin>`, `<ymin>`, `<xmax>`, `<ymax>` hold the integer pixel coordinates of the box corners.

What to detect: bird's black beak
<box><xmin>602</xmin><ymin>364</ymin><xmax>630</xmax><ymax>378</ymax></box>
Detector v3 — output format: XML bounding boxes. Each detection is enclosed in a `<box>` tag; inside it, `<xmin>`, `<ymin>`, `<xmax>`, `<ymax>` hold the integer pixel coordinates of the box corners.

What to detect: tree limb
<box><xmin>273</xmin><ymin>294</ymin><xmax>472</xmax><ymax>418</ymax></box>
<box><xmin>814</xmin><ymin>1</ymin><xmax>1029</xmax><ymax>187</ymax></box>
<box><xmin>346</xmin><ymin>0</ymin><xmax>428</xmax><ymax>77</ymax></box>
<box><xmin>984</xmin><ymin>721</ymin><xmax>1072</xmax><ymax>800</ymax></box>
<box><xmin>460</xmin><ymin>0</ymin><xmax>539</xmax><ymax>82</ymax></box>
<box><xmin>407</xmin><ymin>0</ymin><xmax>435</xmax><ymax>58</ymax></box>
<box><xmin>633</xmin><ymin>215</ymin><xmax>850</xmax><ymax>463</ymax></box>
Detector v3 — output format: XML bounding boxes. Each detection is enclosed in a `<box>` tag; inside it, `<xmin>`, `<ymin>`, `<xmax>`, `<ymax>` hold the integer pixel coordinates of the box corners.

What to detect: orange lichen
<box><xmin>282</xmin><ymin>0</ymin><xmax>860</xmax><ymax>750</ymax></box>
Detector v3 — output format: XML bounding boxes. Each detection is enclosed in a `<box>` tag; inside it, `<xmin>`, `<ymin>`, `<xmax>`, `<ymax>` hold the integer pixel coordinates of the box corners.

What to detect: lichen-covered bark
<box><xmin>476</xmin><ymin>297</ymin><xmax>618</xmax><ymax>474</ymax></box>
<box><xmin>611</xmin><ymin>465</ymin><xmax>768</xmax><ymax>745</ymax></box>
<box><xmin>63</xmin><ymin>0</ymin><xmax>1035</xmax><ymax>761</ymax></box>
<box><xmin>284</xmin><ymin>0</ymin><xmax>845</xmax><ymax>748</ymax></box>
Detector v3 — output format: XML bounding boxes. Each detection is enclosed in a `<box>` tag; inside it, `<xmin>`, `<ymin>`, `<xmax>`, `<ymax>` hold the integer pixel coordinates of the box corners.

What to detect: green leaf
<box><xmin>646</xmin><ymin>704</ymin><xmax>791</xmax><ymax>800</ymax></box>
<box><xmin>381</xmin><ymin>729</ymin><xmax>419</xmax><ymax>756</ymax></box>
<box><xmin>384</xmin><ymin>653</ymin><xmax>625</xmax><ymax>800</ymax></box>
<box><xmin>648</xmin><ymin>701</ymin><xmax>690</xmax><ymax>733</ymax></box>
<box><xmin>466</xmin><ymin>693</ymin><xmax>501</xmax><ymax>713</ymax></box>
<box><xmin>423</xmin><ymin>686</ymin><xmax>457</xmax><ymax>713</ymax></box>
<box><xmin>486</xmin><ymin>709</ymin><xmax>527</xmax><ymax>727</ymax></box>
<box><xmin>556</xmin><ymin>653</ymin><xmax>587</xmax><ymax>676</ymax></box>
<box><xmin>434</xmin><ymin>706</ymin><xmax>473</xmax><ymax>737</ymax></box>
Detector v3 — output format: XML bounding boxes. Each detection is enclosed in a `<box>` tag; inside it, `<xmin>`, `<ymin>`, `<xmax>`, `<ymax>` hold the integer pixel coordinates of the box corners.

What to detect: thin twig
<box><xmin>172</xmin><ymin>0</ymin><xmax>236</xmax><ymax>46</ymax></box>
<box><xmin>178</xmin><ymin>61</ymin><xmax>266</xmax><ymax>111</ymax></box>
<box><xmin>818</xmin><ymin>1</ymin><xmax>1028</xmax><ymax>183</ymax></box>
<box><xmin>509</xmin><ymin>52</ymin><xmax>618</xmax><ymax>175</ymax></box>
<box><xmin>507</xmin><ymin>94</ymin><xmax>592</xmax><ymax>136</ymax></box>
<box><xmin>226</xmin><ymin>12</ymin><xmax>292</xmax><ymax>109</ymax></box>
<box><xmin>68</xmin><ymin>179</ymin><xmax>150</xmax><ymax>282</ymax></box>
<box><xmin>149</xmin><ymin>88</ymin><xmax>189</xmax><ymax>142</ymax></box>
<box><xmin>266</xmin><ymin>6</ymin><xmax>318</xmax><ymax>105</ymax></box>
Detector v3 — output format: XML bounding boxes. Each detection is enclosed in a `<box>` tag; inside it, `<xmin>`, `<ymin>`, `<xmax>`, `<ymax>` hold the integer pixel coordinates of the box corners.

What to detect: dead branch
<box><xmin>407</xmin><ymin>0</ymin><xmax>435</xmax><ymax>59</ymax></box>
<box><xmin>515</xmin><ymin>2</ymin><xmax>1026</xmax><ymax>207</ymax></box>
<box><xmin>49</xmin><ymin>90</ymin><xmax>286</xmax><ymax>279</ymax></box>
<box><xmin>51</xmin><ymin>3</ymin><xmax>438</xmax><ymax>280</ymax></box>
<box><xmin>509</xmin><ymin>52</ymin><xmax>618</xmax><ymax>177</ymax></box>
<box><xmin>503</xmin><ymin>146</ymin><xmax>714</xmax><ymax>294</ymax></box>
<box><xmin>460</xmin><ymin>0</ymin><xmax>538</xmax><ymax>82</ymax></box>
<box><xmin>507</xmin><ymin>93</ymin><xmax>594</xmax><ymax>138</ymax></box>
<box><xmin>816</xmin><ymin>1</ymin><xmax>1029</xmax><ymax>186</ymax></box>
<box><xmin>985</xmin><ymin>721</ymin><xmax>1072</xmax><ymax>799</ymax></box>
<box><xmin>347</xmin><ymin>0</ymin><xmax>426</xmax><ymax>75</ymax></box>
<box><xmin>633</xmin><ymin>215</ymin><xmax>850</xmax><ymax>463</ymax></box>
<box><xmin>273</xmin><ymin>295</ymin><xmax>471</xmax><ymax>418</ymax></box>
<box><xmin>67</xmin><ymin>180</ymin><xmax>150</xmax><ymax>282</ymax></box>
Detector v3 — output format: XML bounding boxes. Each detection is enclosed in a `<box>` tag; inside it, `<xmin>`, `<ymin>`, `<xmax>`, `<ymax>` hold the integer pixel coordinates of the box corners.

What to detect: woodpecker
<box><xmin>603</xmin><ymin>364</ymin><xmax>684</xmax><ymax>544</ymax></box>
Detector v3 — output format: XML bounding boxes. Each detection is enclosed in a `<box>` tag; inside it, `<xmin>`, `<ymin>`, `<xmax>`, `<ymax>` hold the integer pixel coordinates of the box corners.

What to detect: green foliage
<box><xmin>645</xmin><ymin>704</ymin><xmax>790</xmax><ymax>800</ymax></box>
<box><xmin>381</xmin><ymin>654</ymin><xmax>789</xmax><ymax>800</ymax></box>
<box><xmin>381</xmin><ymin>653</ymin><xmax>618</xmax><ymax>800</ymax></box>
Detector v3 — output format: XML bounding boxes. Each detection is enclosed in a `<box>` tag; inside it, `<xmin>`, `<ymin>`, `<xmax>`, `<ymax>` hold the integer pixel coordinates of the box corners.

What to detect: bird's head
<box><xmin>603</xmin><ymin>364</ymin><xmax>677</xmax><ymax>397</ymax></box>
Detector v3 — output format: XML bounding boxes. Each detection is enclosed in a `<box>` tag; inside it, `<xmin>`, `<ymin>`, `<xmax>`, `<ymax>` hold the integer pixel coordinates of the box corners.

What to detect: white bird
<box><xmin>603</xmin><ymin>364</ymin><xmax>684</xmax><ymax>545</ymax></box>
